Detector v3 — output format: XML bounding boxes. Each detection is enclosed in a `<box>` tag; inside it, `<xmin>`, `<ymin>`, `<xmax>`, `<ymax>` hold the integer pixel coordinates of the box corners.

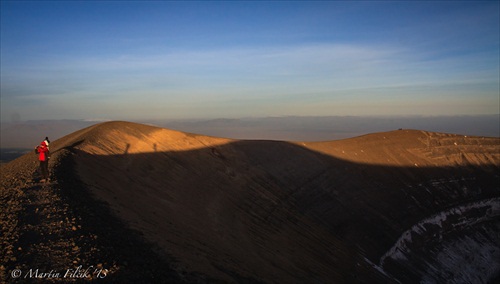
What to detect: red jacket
<box><xmin>38</xmin><ymin>143</ymin><xmax>49</xmax><ymax>162</ymax></box>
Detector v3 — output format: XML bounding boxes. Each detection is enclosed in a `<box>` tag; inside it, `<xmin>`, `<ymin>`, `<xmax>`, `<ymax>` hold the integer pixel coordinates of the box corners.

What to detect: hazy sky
<box><xmin>1</xmin><ymin>1</ymin><xmax>499</xmax><ymax>122</ymax></box>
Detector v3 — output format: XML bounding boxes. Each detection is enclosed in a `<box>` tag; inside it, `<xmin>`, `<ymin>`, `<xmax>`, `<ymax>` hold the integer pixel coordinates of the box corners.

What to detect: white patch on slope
<box><xmin>379</xmin><ymin>198</ymin><xmax>500</xmax><ymax>283</ymax></box>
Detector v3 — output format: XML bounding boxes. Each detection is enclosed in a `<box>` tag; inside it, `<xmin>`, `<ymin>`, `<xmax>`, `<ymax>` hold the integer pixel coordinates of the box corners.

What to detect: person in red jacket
<box><xmin>37</xmin><ymin>140</ymin><xmax>50</xmax><ymax>182</ymax></box>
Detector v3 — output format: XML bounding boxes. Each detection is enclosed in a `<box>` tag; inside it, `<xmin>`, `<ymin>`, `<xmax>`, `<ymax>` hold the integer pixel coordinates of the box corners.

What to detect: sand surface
<box><xmin>2</xmin><ymin>121</ymin><xmax>499</xmax><ymax>283</ymax></box>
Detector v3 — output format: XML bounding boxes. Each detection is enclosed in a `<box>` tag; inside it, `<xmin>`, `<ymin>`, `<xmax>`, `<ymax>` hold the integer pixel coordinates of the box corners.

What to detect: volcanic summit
<box><xmin>1</xmin><ymin>121</ymin><xmax>499</xmax><ymax>283</ymax></box>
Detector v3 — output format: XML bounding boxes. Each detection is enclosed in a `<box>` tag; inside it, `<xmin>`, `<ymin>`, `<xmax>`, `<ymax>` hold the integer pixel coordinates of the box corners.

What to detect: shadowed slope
<box><xmin>62</xmin><ymin>122</ymin><xmax>500</xmax><ymax>282</ymax></box>
<box><xmin>56</xmin><ymin>122</ymin><xmax>370</xmax><ymax>282</ymax></box>
<box><xmin>1</xmin><ymin>123</ymin><xmax>188</xmax><ymax>283</ymax></box>
<box><xmin>2</xmin><ymin>121</ymin><xmax>499</xmax><ymax>283</ymax></box>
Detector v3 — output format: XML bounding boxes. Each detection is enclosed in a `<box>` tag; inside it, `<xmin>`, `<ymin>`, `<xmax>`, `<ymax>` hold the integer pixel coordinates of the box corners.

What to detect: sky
<box><xmin>1</xmin><ymin>1</ymin><xmax>499</xmax><ymax>122</ymax></box>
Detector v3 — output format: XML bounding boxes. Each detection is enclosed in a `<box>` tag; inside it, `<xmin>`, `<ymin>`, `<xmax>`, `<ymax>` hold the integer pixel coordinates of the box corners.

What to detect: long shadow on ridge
<box><xmin>64</xmin><ymin>138</ymin><xmax>500</xmax><ymax>283</ymax></box>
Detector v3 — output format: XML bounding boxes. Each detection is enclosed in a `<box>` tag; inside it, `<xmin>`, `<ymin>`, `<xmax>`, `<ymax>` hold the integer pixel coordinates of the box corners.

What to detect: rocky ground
<box><xmin>2</xmin><ymin>122</ymin><xmax>499</xmax><ymax>283</ymax></box>
<box><xmin>1</xmin><ymin>149</ymin><xmax>194</xmax><ymax>283</ymax></box>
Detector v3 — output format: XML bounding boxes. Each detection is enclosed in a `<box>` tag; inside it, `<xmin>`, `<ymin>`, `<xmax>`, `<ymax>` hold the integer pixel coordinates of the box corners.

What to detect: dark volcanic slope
<box><xmin>1</xmin><ymin>127</ymin><xmax>184</xmax><ymax>283</ymax></box>
<box><xmin>2</xmin><ymin>121</ymin><xmax>499</xmax><ymax>283</ymax></box>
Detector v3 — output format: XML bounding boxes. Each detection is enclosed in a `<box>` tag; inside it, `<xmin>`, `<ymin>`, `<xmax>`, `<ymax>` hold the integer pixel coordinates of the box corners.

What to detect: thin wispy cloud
<box><xmin>1</xmin><ymin>1</ymin><xmax>498</xmax><ymax>121</ymax></box>
<box><xmin>2</xmin><ymin>42</ymin><xmax>498</xmax><ymax>118</ymax></box>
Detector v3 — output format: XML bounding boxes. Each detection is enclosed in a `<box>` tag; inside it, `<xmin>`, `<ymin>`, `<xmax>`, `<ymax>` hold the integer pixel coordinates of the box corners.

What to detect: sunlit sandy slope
<box><xmin>3</xmin><ymin>121</ymin><xmax>499</xmax><ymax>283</ymax></box>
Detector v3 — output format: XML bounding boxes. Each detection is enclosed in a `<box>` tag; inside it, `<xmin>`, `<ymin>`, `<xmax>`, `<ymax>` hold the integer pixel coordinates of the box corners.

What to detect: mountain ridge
<box><xmin>2</xmin><ymin>121</ymin><xmax>499</xmax><ymax>283</ymax></box>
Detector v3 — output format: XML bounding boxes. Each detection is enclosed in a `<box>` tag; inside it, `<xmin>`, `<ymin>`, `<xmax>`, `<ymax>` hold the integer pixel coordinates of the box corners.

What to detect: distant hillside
<box><xmin>0</xmin><ymin>148</ymin><xmax>31</xmax><ymax>164</ymax></box>
<box><xmin>2</xmin><ymin>121</ymin><xmax>499</xmax><ymax>283</ymax></box>
<box><xmin>2</xmin><ymin>115</ymin><xmax>498</xmax><ymax>148</ymax></box>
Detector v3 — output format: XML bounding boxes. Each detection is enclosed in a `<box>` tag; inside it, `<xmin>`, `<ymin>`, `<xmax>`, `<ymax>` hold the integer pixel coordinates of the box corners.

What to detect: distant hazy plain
<box><xmin>1</xmin><ymin>115</ymin><xmax>498</xmax><ymax>151</ymax></box>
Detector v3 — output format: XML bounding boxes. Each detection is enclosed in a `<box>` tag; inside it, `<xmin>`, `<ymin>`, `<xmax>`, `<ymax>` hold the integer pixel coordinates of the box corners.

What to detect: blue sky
<box><xmin>1</xmin><ymin>1</ymin><xmax>499</xmax><ymax>122</ymax></box>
